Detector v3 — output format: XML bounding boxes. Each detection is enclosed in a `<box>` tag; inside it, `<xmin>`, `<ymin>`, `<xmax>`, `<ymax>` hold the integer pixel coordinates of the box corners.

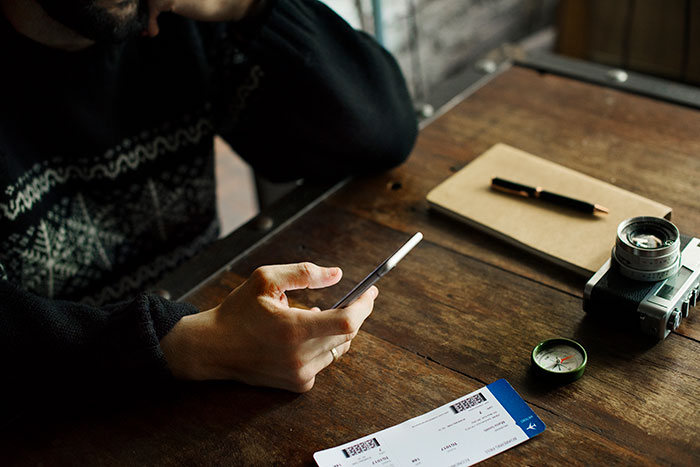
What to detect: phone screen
<box><xmin>331</xmin><ymin>232</ymin><xmax>423</xmax><ymax>309</ymax></box>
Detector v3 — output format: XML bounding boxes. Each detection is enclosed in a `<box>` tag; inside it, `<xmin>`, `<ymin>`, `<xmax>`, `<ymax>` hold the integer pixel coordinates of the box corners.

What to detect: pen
<box><xmin>490</xmin><ymin>177</ymin><xmax>609</xmax><ymax>215</ymax></box>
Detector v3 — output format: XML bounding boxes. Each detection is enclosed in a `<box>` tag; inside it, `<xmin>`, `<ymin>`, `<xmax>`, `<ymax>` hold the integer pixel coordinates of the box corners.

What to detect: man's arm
<box><xmin>225</xmin><ymin>0</ymin><xmax>418</xmax><ymax>182</ymax></box>
<box><xmin>0</xmin><ymin>262</ymin><xmax>375</xmax><ymax>412</ymax></box>
<box><xmin>150</xmin><ymin>0</ymin><xmax>418</xmax><ymax>182</ymax></box>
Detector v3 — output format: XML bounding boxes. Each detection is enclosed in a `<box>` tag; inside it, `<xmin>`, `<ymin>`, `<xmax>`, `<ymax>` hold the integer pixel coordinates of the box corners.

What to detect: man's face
<box><xmin>35</xmin><ymin>0</ymin><xmax>149</xmax><ymax>43</ymax></box>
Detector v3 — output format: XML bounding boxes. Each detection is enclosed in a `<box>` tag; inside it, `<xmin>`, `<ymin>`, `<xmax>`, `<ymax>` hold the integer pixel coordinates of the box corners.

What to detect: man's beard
<box><xmin>35</xmin><ymin>0</ymin><xmax>150</xmax><ymax>44</ymax></box>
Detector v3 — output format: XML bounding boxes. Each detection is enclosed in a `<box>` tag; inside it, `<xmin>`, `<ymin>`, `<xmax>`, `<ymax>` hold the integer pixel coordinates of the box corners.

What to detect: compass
<box><xmin>531</xmin><ymin>338</ymin><xmax>587</xmax><ymax>383</ymax></box>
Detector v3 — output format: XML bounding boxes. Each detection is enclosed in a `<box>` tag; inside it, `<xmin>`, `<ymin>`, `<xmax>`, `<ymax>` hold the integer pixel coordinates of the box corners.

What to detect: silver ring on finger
<box><xmin>330</xmin><ymin>347</ymin><xmax>340</xmax><ymax>363</ymax></box>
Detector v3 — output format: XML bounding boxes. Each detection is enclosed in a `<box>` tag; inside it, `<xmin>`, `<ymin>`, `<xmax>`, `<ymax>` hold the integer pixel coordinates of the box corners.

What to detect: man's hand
<box><xmin>160</xmin><ymin>263</ymin><xmax>378</xmax><ymax>392</ymax></box>
<box><xmin>146</xmin><ymin>0</ymin><xmax>258</xmax><ymax>36</ymax></box>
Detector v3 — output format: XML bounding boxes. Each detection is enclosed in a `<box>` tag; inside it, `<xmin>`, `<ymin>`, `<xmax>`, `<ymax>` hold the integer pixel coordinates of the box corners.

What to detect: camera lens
<box><xmin>627</xmin><ymin>228</ymin><xmax>674</xmax><ymax>249</ymax></box>
<box><xmin>612</xmin><ymin>216</ymin><xmax>680</xmax><ymax>282</ymax></box>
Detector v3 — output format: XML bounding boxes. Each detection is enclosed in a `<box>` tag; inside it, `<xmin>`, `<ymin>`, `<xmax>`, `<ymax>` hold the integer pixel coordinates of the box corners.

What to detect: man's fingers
<box><xmin>302</xmin><ymin>329</ymin><xmax>357</xmax><ymax>359</ymax></box>
<box><xmin>253</xmin><ymin>263</ymin><xmax>342</xmax><ymax>294</ymax></box>
<box><xmin>335</xmin><ymin>285</ymin><xmax>378</xmax><ymax>317</ymax></box>
<box><xmin>146</xmin><ymin>0</ymin><xmax>175</xmax><ymax>37</ymax></box>
<box><xmin>147</xmin><ymin>9</ymin><xmax>160</xmax><ymax>37</ymax></box>
<box><xmin>329</xmin><ymin>340</ymin><xmax>352</xmax><ymax>364</ymax></box>
<box><xmin>294</xmin><ymin>285</ymin><xmax>378</xmax><ymax>338</ymax></box>
<box><xmin>307</xmin><ymin>341</ymin><xmax>352</xmax><ymax>378</ymax></box>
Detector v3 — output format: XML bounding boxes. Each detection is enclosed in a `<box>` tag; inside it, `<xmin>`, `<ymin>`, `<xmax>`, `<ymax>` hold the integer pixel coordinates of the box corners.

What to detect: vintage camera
<box><xmin>583</xmin><ymin>216</ymin><xmax>700</xmax><ymax>339</ymax></box>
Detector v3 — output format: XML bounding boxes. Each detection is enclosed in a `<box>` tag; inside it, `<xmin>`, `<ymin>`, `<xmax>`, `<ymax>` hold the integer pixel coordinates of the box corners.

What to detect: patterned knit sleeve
<box><xmin>209</xmin><ymin>0</ymin><xmax>418</xmax><ymax>182</ymax></box>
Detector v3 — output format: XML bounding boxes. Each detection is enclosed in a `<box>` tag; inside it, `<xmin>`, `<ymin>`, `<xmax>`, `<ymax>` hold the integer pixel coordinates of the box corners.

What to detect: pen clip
<box><xmin>490</xmin><ymin>183</ymin><xmax>530</xmax><ymax>198</ymax></box>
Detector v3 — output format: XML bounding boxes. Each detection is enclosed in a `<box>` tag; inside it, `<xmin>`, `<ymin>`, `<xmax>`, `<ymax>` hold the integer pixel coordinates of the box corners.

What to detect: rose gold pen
<box><xmin>491</xmin><ymin>177</ymin><xmax>609</xmax><ymax>215</ymax></box>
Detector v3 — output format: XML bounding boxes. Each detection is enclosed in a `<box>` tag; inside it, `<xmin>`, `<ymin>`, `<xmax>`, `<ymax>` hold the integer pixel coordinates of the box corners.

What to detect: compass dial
<box><xmin>533</xmin><ymin>344</ymin><xmax>584</xmax><ymax>373</ymax></box>
<box><xmin>531</xmin><ymin>338</ymin><xmax>587</xmax><ymax>383</ymax></box>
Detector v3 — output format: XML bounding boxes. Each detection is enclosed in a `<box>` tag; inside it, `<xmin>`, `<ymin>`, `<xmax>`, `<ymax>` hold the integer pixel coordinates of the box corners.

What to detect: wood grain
<box><xmin>229</xmin><ymin>205</ymin><xmax>700</xmax><ymax>464</ymax></box>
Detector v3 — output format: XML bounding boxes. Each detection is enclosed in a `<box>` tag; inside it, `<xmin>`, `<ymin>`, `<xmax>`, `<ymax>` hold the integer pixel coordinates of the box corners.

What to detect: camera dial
<box><xmin>613</xmin><ymin>216</ymin><xmax>680</xmax><ymax>282</ymax></box>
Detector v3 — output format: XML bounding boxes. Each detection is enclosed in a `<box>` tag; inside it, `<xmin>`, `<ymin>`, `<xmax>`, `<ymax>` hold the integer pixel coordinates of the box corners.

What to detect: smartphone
<box><xmin>331</xmin><ymin>232</ymin><xmax>423</xmax><ymax>309</ymax></box>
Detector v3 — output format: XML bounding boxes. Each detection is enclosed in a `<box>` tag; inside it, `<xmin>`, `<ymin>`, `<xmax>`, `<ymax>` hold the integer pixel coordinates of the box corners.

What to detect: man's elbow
<box><xmin>367</xmin><ymin>106</ymin><xmax>419</xmax><ymax>171</ymax></box>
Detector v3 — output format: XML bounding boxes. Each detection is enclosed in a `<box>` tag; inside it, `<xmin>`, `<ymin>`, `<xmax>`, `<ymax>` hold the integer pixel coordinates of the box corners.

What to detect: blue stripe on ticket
<box><xmin>487</xmin><ymin>379</ymin><xmax>546</xmax><ymax>438</ymax></box>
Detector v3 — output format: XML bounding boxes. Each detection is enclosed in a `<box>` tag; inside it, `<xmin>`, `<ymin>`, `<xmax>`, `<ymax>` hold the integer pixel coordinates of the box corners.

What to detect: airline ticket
<box><xmin>314</xmin><ymin>379</ymin><xmax>545</xmax><ymax>467</ymax></box>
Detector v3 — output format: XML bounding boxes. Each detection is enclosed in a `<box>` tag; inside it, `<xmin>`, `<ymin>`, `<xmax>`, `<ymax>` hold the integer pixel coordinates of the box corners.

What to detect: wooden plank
<box><xmin>556</xmin><ymin>0</ymin><xmax>632</xmax><ymax>67</ymax></box>
<box><xmin>559</xmin><ymin>0</ymin><xmax>690</xmax><ymax>82</ymax></box>
<box><xmin>587</xmin><ymin>0</ymin><xmax>630</xmax><ymax>66</ymax></box>
<box><xmin>555</xmin><ymin>0</ymin><xmax>591</xmax><ymax>59</ymax></box>
<box><xmin>627</xmin><ymin>0</ymin><xmax>686</xmax><ymax>80</ymax></box>
<box><xmin>228</xmin><ymin>206</ymin><xmax>700</xmax><ymax>340</ymax></box>
<box><xmin>228</xmin><ymin>198</ymin><xmax>700</xmax><ymax>345</ymax></box>
<box><xmin>687</xmin><ymin>0</ymin><xmax>700</xmax><ymax>84</ymax></box>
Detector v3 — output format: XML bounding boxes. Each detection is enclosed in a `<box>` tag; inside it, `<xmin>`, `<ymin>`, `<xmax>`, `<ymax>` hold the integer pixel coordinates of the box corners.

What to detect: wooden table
<box><xmin>7</xmin><ymin>66</ymin><xmax>700</xmax><ymax>465</ymax></box>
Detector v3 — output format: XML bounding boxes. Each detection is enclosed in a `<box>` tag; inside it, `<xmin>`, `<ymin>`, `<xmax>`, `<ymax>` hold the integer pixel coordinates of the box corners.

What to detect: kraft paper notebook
<box><xmin>426</xmin><ymin>144</ymin><xmax>672</xmax><ymax>276</ymax></box>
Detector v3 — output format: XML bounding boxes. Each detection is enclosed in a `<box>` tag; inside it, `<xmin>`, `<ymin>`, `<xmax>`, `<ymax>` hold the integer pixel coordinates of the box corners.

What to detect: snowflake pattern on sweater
<box><xmin>0</xmin><ymin>110</ymin><xmax>221</xmax><ymax>305</ymax></box>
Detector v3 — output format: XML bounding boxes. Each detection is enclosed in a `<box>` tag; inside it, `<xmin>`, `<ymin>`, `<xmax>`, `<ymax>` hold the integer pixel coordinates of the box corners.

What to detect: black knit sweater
<box><xmin>0</xmin><ymin>0</ymin><xmax>417</xmax><ymax>405</ymax></box>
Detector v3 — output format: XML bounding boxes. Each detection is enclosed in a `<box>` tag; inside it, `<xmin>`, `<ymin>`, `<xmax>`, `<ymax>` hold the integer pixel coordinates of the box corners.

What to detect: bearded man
<box><xmin>0</xmin><ymin>0</ymin><xmax>416</xmax><ymax>411</ymax></box>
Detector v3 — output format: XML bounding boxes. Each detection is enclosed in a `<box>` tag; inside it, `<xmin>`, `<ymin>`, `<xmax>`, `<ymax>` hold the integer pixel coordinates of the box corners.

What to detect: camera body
<box><xmin>583</xmin><ymin>217</ymin><xmax>700</xmax><ymax>339</ymax></box>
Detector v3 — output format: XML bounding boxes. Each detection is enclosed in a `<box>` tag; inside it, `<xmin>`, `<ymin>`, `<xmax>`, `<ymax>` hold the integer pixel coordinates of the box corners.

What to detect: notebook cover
<box><xmin>426</xmin><ymin>143</ymin><xmax>672</xmax><ymax>276</ymax></box>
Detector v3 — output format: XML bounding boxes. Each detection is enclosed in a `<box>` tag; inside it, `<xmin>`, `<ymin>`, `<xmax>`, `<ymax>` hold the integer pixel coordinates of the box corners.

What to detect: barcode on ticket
<box><xmin>342</xmin><ymin>438</ymin><xmax>381</xmax><ymax>457</ymax></box>
<box><xmin>450</xmin><ymin>393</ymin><xmax>486</xmax><ymax>413</ymax></box>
